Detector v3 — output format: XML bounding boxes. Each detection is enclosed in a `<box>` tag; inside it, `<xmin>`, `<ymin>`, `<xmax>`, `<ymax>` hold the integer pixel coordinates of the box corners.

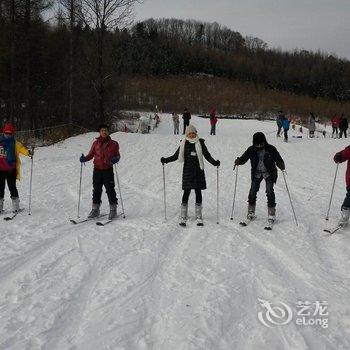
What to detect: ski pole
<box><xmin>28</xmin><ymin>147</ymin><xmax>34</xmax><ymax>216</ymax></box>
<box><xmin>114</xmin><ymin>164</ymin><xmax>125</xmax><ymax>218</ymax></box>
<box><xmin>77</xmin><ymin>154</ymin><xmax>84</xmax><ymax>218</ymax></box>
<box><xmin>230</xmin><ymin>165</ymin><xmax>238</xmax><ymax>220</ymax></box>
<box><xmin>216</xmin><ymin>166</ymin><xmax>219</xmax><ymax>224</ymax></box>
<box><xmin>282</xmin><ymin>170</ymin><xmax>298</xmax><ymax>226</ymax></box>
<box><xmin>326</xmin><ymin>163</ymin><xmax>339</xmax><ymax>221</ymax></box>
<box><xmin>162</xmin><ymin>163</ymin><xmax>167</xmax><ymax>220</ymax></box>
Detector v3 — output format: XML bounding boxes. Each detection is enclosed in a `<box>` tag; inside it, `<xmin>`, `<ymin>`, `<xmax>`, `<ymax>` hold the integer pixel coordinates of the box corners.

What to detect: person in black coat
<box><xmin>234</xmin><ymin>132</ymin><xmax>285</xmax><ymax>222</ymax></box>
<box><xmin>339</xmin><ymin>114</ymin><xmax>348</xmax><ymax>139</ymax></box>
<box><xmin>182</xmin><ymin>108</ymin><xmax>191</xmax><ymax>135</ymax></box>
<box><xmin>161</xmin><ymin>124</ymin><xmax>220</xmax><ymax>226</ymax></box>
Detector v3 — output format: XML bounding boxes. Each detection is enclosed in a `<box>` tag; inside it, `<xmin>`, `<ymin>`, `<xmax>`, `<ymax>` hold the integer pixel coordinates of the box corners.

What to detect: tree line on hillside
<box><xmin>0</xmin><ymin>6</ymin><xmax>349</xmax><ymax>130</ymax></box>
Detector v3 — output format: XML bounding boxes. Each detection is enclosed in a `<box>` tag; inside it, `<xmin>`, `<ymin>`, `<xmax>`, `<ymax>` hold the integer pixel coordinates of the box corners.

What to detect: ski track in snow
<box><xmin>1</xmin><ymin>115</ymin><xmax>350</xmax><ymax>349</ymax></box>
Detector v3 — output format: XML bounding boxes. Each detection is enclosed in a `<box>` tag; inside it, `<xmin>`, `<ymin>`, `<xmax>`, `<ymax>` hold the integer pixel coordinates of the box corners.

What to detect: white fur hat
<box><xmin>185</xmin><ymin>124</ymin><xmax>197</xmax><ymax>136</ymax></box>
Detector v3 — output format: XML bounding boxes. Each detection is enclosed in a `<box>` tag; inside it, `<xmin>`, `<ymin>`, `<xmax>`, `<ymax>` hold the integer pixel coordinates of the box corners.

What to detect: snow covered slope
<box><xmin>1</xmin><ymin>115</ymin><xmax>350</xmax><ymax>349</ymax></box>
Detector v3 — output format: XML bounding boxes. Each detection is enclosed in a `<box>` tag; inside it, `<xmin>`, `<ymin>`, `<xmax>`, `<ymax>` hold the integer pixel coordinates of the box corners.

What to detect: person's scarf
<box><xmin>178</xmin><ymin>136</ymin><xmax>204</xmax><ymax>170</ymax></box>
<box><xmin>0</xmin><ymin>135</ymin><xmax>16</xmax><ymax>166</ymax></box>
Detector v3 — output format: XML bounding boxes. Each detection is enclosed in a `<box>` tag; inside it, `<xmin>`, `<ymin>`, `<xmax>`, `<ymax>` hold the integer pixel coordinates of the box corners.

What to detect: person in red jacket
<box><xmin>210</xmin><ymin>106</ymin><xmax>218</xmax><ymax>135</ymax></box>
<box><xmin>80</xmin><ymin>124</ymin><xmax>120</xmax><ymax>220</ymax></box>
<box><xmin>331</xmin><ymin>114</ymin><xmax>340</xmax><ymax>138</ymax></box>
<box><xmin>334</xmin><ymin>147</ymin><xmax>350</xmax><ymax>226</ymax></box>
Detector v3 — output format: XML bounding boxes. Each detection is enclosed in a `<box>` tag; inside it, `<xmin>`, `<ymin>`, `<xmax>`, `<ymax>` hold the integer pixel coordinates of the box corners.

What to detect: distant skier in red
<box><xmin>210</xmin><ymin>106</ymin><xmax>218</xmax><ymax>135</ymax></box>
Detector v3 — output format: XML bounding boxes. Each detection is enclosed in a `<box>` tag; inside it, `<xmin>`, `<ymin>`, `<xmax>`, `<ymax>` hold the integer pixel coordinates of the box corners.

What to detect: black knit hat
<box><xmin>98</xmin><ymin>124</ymin><xmax>109</xmax><ymax>131</ymax></box>
<box><xmin>252</xmin><ymin>132</ymin><xmax>267</xmax><ymax>145</ymax></box>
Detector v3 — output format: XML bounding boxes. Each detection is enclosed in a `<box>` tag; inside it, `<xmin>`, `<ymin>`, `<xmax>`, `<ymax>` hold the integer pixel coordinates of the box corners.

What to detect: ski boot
<box><xmin>0</xmin><ymin>198</ymin><xmax>3</xmax><ymax>213</ymax></box>
<box><xmin>108</xmin><ymin>203</ymin><xmax>117</xmax><ymax>220</ymax></box>
<box><xmin>247</xmin><ymin>204</ymin><xmax>256</xmax><ymax>221</ymax></box>
<box><xmin>179</xmin><ymin>203</ymin><xmax>188</xmax><ymax>227</ymax></box>
<box><xmin>195</xmin><ymin>203</ymin><xmax>203</xmax><ymax>226</ymax></box>
<box><xmin>88</xmin><ymin>203</ymin><xmax>100</xmax><ymax>219</ymax></box>
<box><xmin>268</xmin><ymin>206</ymin><xmax>276</xmax><ymax>225</ymax></box>
<box><xmin>338</xmin><ymin>207</ymin><xmax>350</xmax><ymax>227</ymax></box>
<box><xmin>12</xmin><ymin>197</ymin><xmax>20</xmax><ymax>213</ymax></box>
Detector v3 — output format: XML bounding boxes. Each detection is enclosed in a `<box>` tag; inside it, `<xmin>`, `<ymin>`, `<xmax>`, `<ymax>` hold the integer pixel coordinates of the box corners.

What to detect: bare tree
<box><xmin>78</xmin><ymin>0</ymin><xmax>141</xmax><ymax>122</ymax></box>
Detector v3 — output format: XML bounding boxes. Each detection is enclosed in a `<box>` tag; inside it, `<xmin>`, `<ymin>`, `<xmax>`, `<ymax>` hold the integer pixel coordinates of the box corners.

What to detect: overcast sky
<box><xmin>134</xmin><ymin>0</ymin><xmax>350</xmax><ymax>59</ymax></box>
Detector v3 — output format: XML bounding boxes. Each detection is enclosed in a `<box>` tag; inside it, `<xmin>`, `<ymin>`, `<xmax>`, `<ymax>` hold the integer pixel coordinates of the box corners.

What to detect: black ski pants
<box><xmin>339</xmin><ymin>129</ymin><xmax>347</xmax><ymax>138</ymax></box>
<box><xmin>248</xmin><ymin>176</ymin><xmax>275</xmax><ymax>208</ymax></box>
<box><xmin>0</xmin><ymin>169</ymin><xmax>18</xmax><ymax>199</ymax></box>
<box><xmin>183</xmin><ymin>121</ymin><xmax>190</xmax><ymax>135</ymax></box>
<box><xmin>210</xmin><ymin>124</ymin><xmax>216</xmax><ymax>135</ymax></box>
<box><xmin>342</xmin><ymin>186</ymin><xmax>350</xmax><ymax>209</ymax></box>
<box><xmin>92</xmin><ymin>168</ymin><xmax>118</xmax><ymax>205</ymax></box>
<box><xmin>182</xmin><ymin>189</ymin><xmax>202</xmax><ymax>204</ymax></box>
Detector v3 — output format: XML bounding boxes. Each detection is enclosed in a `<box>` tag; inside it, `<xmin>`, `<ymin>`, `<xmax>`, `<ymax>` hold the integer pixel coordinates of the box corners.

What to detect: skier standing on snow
<box><xmin>339</xmin><ymin>114</ymin><xmax>348</xmax><ymax>139</ymax></box>
<box><xmin>209</xmin><ymin>106</ymin><xmax>218</xmax><ymax>135</ymax></box>
<box><xmin>172</xmin><ymin>112</ymin><xmax>180</xmax><ymax>135</ymax></box>
<box><xmin>276</xmin><ymin>111</ymin><xmax>284</xmax><ymax>137</ymax></box>
<box><xmin>0</xmin><ymin>123</ymin><xmax>33</xmax><ymax>213</ymax></box>
<box><xmin>161</xmin><ymin>124</ymin><xmax>220</xmax><ymax>226</ymax></box>
<box><xmin>80</xmin><ymin>124</ymin><xmax>120</xmax><ymax>220</ymax></box>
<box><xmin>182</xmin><ymin>108</ymin><xmax>191</xmax><ymax>135</ymax></box>
<box><xmin>331</xmin><ymin>114</ymin><xmax>340</xmax><ymax>138</ymax></box>
<box><xmin>282</xmin><ymin>116</ymin><xmax>290</xmax><ymax>142</ymax></box>
<box><xmin>234</xmin><ymin>132</ymin><xmax>285</xmax><ymax>224</ymax></box>
<box><xmin>308</xmin><ymin>112</ymin><xmax>316</xmax><ymax>138</ymax></box>
<box><xmin>333</xmin><ymin>147</ymin><xmax>350</xmax><ymax>226</ymax></box>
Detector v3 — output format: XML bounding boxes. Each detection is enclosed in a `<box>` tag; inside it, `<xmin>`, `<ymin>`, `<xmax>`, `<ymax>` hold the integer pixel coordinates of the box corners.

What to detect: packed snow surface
<box><xmin>1</xmin><ymin>115</ymin><xmax>350</xmax><ymax>349</ymax></box>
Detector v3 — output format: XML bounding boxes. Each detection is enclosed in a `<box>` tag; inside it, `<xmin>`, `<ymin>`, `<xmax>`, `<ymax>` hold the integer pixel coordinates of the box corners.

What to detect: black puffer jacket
<box><xmin>163</xmin><ymin>139</ymin><xmax>217</xmax><ymax>190</ymax></box>
<box><xmin>237</xmin><ymin>141</ymin><xmax>285</xmax><ymax>183</ymax></box>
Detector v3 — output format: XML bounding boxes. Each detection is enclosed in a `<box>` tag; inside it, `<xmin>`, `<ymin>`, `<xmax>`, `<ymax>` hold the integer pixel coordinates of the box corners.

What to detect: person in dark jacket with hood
<box><xmin>80</xmin><ymin>124</ymin><xmax>120</xmax><ymax>220</ymax></box>
<box><xmin>234</xmin><ymin>132</ymin><xmax>285</xmax><ymax>223</ymax></box>
<box><xmin>161</xmin><ymin>124</ymin><xmax>220</xmax><ymax>226</ymax></box>
<box><xmin>182</xmin><ymin>108</ymin><xmax>191</xmax><ymax>135</ymax></box>
<box><xmin>339</xmin><ymin>114</ymin><xmax>348</xmax><ymax>139</ymax></box>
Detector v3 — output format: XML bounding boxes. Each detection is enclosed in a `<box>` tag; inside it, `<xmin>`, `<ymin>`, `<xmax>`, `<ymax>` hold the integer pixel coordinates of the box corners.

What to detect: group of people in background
<box><xmin>331</xmin><ymin>113</ymin><xmax>349</xmax><ymax>138</ymax></box>
<box><xmin>172</xmin><ymin>107</ymin><xmax>218</xmax><ymax>136</ymax></box>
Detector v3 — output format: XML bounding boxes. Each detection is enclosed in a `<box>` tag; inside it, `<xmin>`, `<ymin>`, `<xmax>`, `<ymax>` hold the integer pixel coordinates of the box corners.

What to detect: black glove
<box><xmin>28</xmin><ymin>149</ymin><xmax>34</xmax><ymax>157</ymax></box>
<box><xmin>334</xmin><ymin>153</ymin><xmax>342</xmax><ymax>163</ymax></box>
<box><xmin>279</xmin><ymin>163</ymin><xmax>286</xmax><ymax>171</ymax></box>
<box><xmin>161</xmin><ymin>157</ymin><xmax>167</xmax><ymax>164</ymax></box>
<box><xmin>234</xmin><ymin>157</ymin><xmax>240</xmax><ymax>166</ymax></box>
<box><xmin>214</xmin><ymin>160</ymin><xmax>220</xmax><ymax>167</ymax></box>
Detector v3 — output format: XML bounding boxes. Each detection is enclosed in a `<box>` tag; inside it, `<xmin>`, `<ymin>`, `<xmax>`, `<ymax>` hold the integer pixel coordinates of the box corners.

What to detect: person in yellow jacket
<box><xmin>0</xmin><ymin>123</ymin><xmax>33</xmax><ymax>213</ymax></box>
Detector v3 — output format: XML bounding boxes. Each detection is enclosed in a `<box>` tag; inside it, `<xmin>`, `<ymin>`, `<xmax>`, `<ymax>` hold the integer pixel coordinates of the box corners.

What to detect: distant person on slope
<box><xmin>339</xmin><ymin>114</ymin><xmax>348</xmax><ymax>139</ymax></box>
<box><xmin>0</xmin><ymin>123</ymin><xmax>33</xmax><ymax>213</ymax></box>
<box><xmin>209</xmin><ymin>106</ymin><xmax>218</xmax><ymax>135</ymax></box>
<box><xmin>234</xmin><ymin>132</ymin><xmax>285</xmax><ymax>225</ymax></box>
<box><xmin>172</xmin><ymin>112</ymin><xmax>180</xmax><ymax>135</ymax></box>
<box><xmin>282</xmin><ymin>116</ymin><xmax>290</xmax><ymax>142</ymax></box>
<box><xmin>331</xmin><ymin>114</ymin><xmax>340</xmax><ymax>138</ymax></box>
<box><xmin>161</xmin><ymin>124</ymin><xmax>220</xmax><ymax>226</ymax></box>
<box><xmin>333</xmin><ymin>147</ymin><xmax>350</xmax><ymax>226</ymax></box>
<box><xmin>308</xmin><ymin>112</ymin><xmax>316</xmax><ymax>138</ymax></box>
<box><xmin>276</xmin><ymin>111</ymin><xmax>284</xmax><ymax>137</ymax></box>
<box><xmin>80</xmin><ymin>124</ymin><xmax>120</xmax><ymax>220</ymax></box>
<box><xmin>182</xmin><ymin>108</ymin><xmax>191</xmax><ymax>135</ymax></box>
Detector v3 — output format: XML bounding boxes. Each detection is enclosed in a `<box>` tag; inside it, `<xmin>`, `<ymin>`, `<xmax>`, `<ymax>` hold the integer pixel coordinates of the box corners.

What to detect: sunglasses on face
<box><xmin>4</xmin><ymin>132</ymin><xmax>13</xmax><ymax>136</ymax></box>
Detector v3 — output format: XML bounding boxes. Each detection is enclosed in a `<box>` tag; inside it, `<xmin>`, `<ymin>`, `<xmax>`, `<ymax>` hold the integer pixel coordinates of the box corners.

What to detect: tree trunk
<box><xmin>9</xmin><ymin>0</ymin><xmax>15</xmax><ymax>122</ymax></box>
<box><xmin>25</xmin><ymin>0</ymin><xmax>33</xmax><ymax>129</ymax></box>
<box><xmin>69</xmin><ymin>0</ymin><xmax>74</xmax><ymax>124</ymax></box>
<box><xmin>97</xmin><ymin>27</ymin><xmax>105</xmax><ymax>123</ymax></box>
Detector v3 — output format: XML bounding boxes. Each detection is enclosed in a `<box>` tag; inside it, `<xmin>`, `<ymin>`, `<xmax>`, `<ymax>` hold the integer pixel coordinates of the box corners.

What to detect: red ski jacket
<box><xmin>334</xmin><ymin>146</ymin><xmax>350</xmax><ymax>187</ymax></box>
<box><xmin>85</xmin><ymin>136</ymin><xmax>120</xmax><ymax>170</ymax></box>
<box><xmin>331</xmin><ymin>116</ymin><xmax>340</xmax><ymax>127</ymax></box>
<box><xmin>210</xmin><ymin>107</ymin><xmax>218</xmax><ymax>125</ymax></box>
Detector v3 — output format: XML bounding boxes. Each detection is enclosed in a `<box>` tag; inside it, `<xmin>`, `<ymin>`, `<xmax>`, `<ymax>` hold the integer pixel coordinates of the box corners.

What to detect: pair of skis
<box><xmin>1</xmin><ymin>208</ymin><xmax>25</xmax><ymax>221</ymax></box>
<box><xmin>70</xmin><ymin>213</ymin><xmax>122</xmax><ymax>226</ymax></box>
<box><xmin>239</xmin><ymin>216</ymin><xmax>274</xmax><ymax>230</ymax></box>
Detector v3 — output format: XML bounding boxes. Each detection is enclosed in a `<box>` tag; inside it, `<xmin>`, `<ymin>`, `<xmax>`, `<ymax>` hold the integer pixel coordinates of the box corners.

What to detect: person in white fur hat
<box><xmin>161</xmin><ymin>124</ymin><xmax>220</xmax><ymax>226</ymax></box>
